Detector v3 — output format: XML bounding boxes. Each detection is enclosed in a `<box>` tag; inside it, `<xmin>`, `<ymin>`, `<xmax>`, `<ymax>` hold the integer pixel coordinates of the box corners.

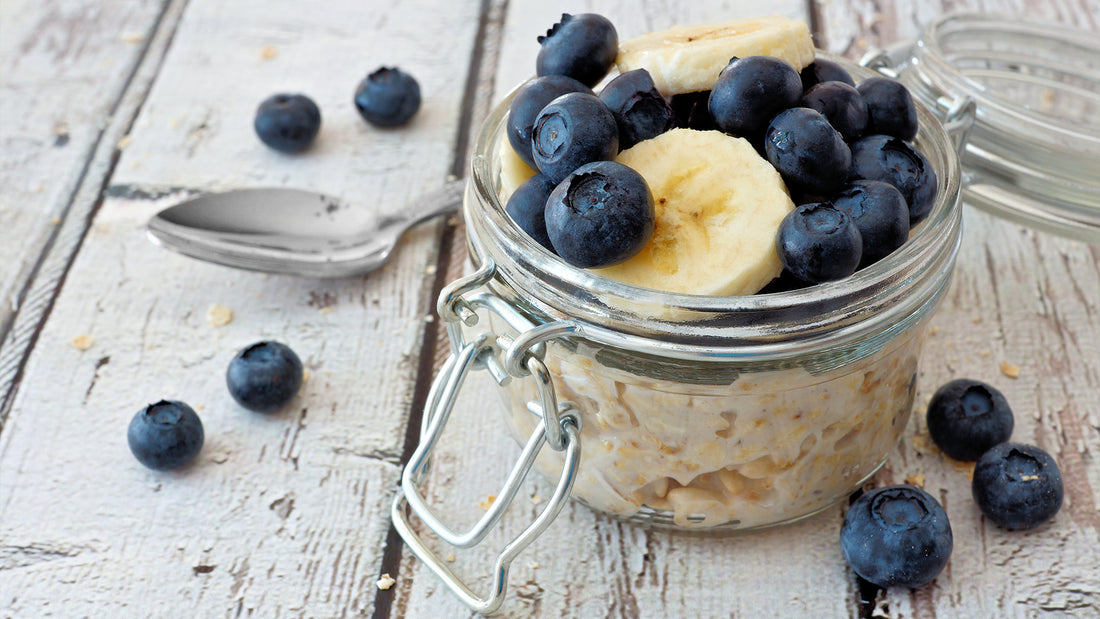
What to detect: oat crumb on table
<box><xmin>445</xmin><ymin>553</ymin><xmax>456</xmax><ymax>563</ymax></box>
<box><xmin>376</xmin><ymin>573</ymin><xmax>396</xmax><ymax>590</ymax></box>
<box><xmin>318</xmin><ymin>306</ymin><xmax>333</xmax><ymax>315</ymax></box>
<box><xmin>120</xmin><ymin>32</ymin><xmax>146</xmax><ymax>44</ymax></box>
<box><xmin>478</xmin><ymin>495</ymin><xmax>497</xmax><ymax>510</ymax></box>
<box><xmin>1000</xmin><ymin>361</ymin><xmax>1021</xmax><ymax>378</ymax></box>
<box><xmin>206</xmin><ymin>304</ymin><xmax>233</xmax><ymax>327</ymax></box>
<box><xmin>117</xmin><ymin>135</ymin><xmax>132</xmax><ymax>150</ymax></box>
<box><xmin>70</xmin><ymin>334</ymin><xmax>94</xmax><ymax>351</ymax></box>
<box><xmin>260</xmin><ymin>45</ymin><xmax>278</xmax><ymax>59</ymax></box>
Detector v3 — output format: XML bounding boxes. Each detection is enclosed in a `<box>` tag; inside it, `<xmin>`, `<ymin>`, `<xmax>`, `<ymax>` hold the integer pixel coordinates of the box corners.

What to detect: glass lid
<box><xmin>891</xmin><ymin>13</ymin><xmax>1100</xmax><ymax>243</ymax></box>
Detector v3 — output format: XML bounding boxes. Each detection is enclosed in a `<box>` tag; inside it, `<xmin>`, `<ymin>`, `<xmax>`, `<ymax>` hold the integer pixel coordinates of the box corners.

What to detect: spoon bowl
<box><xmin>147</xmin><ymin>180</ymin><xmax>465</xmax><ymax>277</ymax></box>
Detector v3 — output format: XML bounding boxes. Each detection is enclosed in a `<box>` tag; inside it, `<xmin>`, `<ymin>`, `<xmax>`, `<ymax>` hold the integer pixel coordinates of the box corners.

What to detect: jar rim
<box><xmin>466</xmin><ymin>54</ymin><xmax>962</xmax><ymax>352</ymax></box>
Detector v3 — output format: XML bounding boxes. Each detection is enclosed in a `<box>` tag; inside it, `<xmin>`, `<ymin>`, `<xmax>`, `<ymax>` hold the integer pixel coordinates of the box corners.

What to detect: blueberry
<box><xmin>777</xmin><ymin>203</ymin><xmax>862</xmax><ymax>283</ymax></box>
<box><xmin>531</xmin><ymin>93</ymin><xmax>619</xmax><ymax>184</ymax></box>
<box><xmin>841</xmin><ymin>485</ymin><xmax>953</xmax><ymax>588</ymax></box>
<box><xmin>507</xmin><ymin>75</ymin><xmax>593</xmax><ymax>167</ymax></box>
<box><xmin>926</xmin><ymin>378</ymin><xmax>1014</xmax><ymax>461</ymax></box>
<box><xmin>598</xmin><ymin>69</ymin><xmax>674</xmax><ymax>150</ymax></box>
<box><xmin>973</xmin><ymin>443</ymin><xmax>1063</xmax><ymax>530</ymax></box>
<box><xmin>757</xmin><ymin>269</ymin><xmax>811</xmax><ymax>294</ymax></box>
<box><xmin>857</xmin><ymin>77</ymin><xmax>918</xmax><ymax>141</ymax></box>
<box><xmin>536</xmin><ymin>13</ymin><xmax>618</xmax><ymax>87</ymax></box>
<box><xmin>354</xmin><ymin>67</ymin><xmax>421</xmax><ymax>127</ymax></box>
<box><xmin>709</xmin><ymin>56</ymin><xmax>802</xmax><ymax>140</ymax></box>
<box><xmin>226</xmin><ymin>341</ymin><xmax>303</xmax><ymax>413</ymax></box>
<box><xmin>849</xmin><ymin>135</ymin><xmax>938</xmax><ymax>225</ymax></box>
<box><xmin>253</xmin><ymin>94</ymin><xmax>321</xmax><ymax>153</ymax></box>
<box><xmin>505</xmin><ymin>174</ymin><xmax>557</xmax><ymax>252</ymax></box>
<box><xmin>800</xmin><ymin>59</ymin><xmax>856</xmax><ymax>90</ymax></box>
<box><xmin>765</xmin><ymin>107</ymin><xmax>851</xmax><ymax>194</ymax></box>
<box><xmin>669</xmin><ymin>91</ymin><xmax>716</xmax><ymax>131</ymax></box>
<box><xmin>544</xmin><ymin>161</ymin><xmax>654</xmax><ymax>268</ymax></box>
<box><xmin>831</xmin><ymin>180</ymin><xmax>909</xmax><ymax>267</ymax></box>
<box><xmin>127</xmin><ymin>400</ymin><xmax>204</xmax><ymax>471</ymax></box>
<box><xmin>799</xmin><ymin>81</ymin><xmax>868</xmax><ymax>142</ymax></box>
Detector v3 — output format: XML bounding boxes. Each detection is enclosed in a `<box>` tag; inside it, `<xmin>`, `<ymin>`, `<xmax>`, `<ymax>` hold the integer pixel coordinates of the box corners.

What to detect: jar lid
<box><xmin>869</xmin><ymin>13</ymin><xmax>1100</xmax><ymax>243</ymax></box>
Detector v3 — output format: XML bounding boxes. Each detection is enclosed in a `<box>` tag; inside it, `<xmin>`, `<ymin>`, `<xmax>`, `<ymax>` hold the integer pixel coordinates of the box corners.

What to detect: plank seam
<box><xmin>370</xmin><ymin>0</ymin><xmax>506</xmax><ymax>617</ymax></box>
<box><xmin>0</xmin><ymin>0</ymin><xmax>191</xmax><ymax>429</ymax></box>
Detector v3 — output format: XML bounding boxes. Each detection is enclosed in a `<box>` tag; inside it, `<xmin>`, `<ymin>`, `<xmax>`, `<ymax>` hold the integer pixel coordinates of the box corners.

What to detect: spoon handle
<box><xmin>398</xmin><ymin>179</ymin><xmax>467</xmax><ymax>228</ymax></box>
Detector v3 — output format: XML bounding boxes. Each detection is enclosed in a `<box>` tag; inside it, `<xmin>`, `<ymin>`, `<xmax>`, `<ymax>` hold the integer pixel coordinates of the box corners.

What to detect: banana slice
<box><xmin>594</xmin><ymin>129</ymin><xmax>794</xmax><ymax>296</ymax></box>
<box><xmin>499</xmin><ymin>131</ymin><xmax>537</xmax><ymax>201</ymax></box>
<box><xmin>616</xmin><ymin>16</ymin><xmax>815</xmax><ymax>95</ymax></box>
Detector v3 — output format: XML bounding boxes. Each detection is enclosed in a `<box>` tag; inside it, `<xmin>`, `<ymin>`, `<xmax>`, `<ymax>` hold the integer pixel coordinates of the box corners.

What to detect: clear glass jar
<box><xmin>393</xmin><ymin>55</ymin><xmax>963</xmax><ymax>614</ymax></box>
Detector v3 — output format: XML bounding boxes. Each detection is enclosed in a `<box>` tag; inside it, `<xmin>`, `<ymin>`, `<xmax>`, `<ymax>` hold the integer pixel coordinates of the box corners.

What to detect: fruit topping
<box><xmin>128</xmin><ymin>400</ymin><xmax>205</xmax><ymax>470</ymax></box>
<box><xmin>972</xmin><ymin>443</ymin><xmax>1063</xmax><ymax>530</ymax></box>
<box><xmin>857</xmin><ymin>77</ymin><xmax>919</xmax><ymax>141</ymax></box>
<box><xmin>507</xmin><ymin>75</ymin><xmax>593</xmax><ymax>167</ymax></box>
<box><xmin>777</xmin><ymin>202</ymin><xmax>862</xmax><ymax>283</ymax></box>
<box><xmin>669</xmin><ymin>91</ymin><xmax>716</xmax><ymax>130</ymax></box>
<box><xmin>850</xmin><ymin>135</ymin><xmax>938</xmax><ymax>225</ymax></box>
<box><xmin>226</xmin><ymin>341</ymin><xmax>304</xmax><ymax>413</ymax></box>
<box><xmin>616</xmin><ymin>16</ymin><xmax>814</xmax><ymax>96</ymax></box>
<box><xmin>537</xmin><ymin>13</ymin><xmax>619</xmax><ymax>87</ymax></box>
<box><xmin>544</xmin><ymin>161</ymin><xmax>654</xmax><ymax>268</ymax></box>
<box><xmin>799</xmin><ymin>58</ymin><xmax>855</xmax><ymax>89</ymax></box>
<box><xmin>598</xmin><ymin>69</ymin><xmax>674</xmax><ymax>150</ymax></box>
<box><xmin>531</xmin><ymin>92</ymin><xmax>619</xmax><ymax>184</ymax></box>
<box><xmin>596</xmin><ymin>129</ymin><xmax>793</xmax><ymax>295</ymax></box>
<box><xmin>831</xmin><ymin>180</ymin><xmax>909</xmax><ymax>267</ymax></box>
<box><xmin>505</xmin><ymin>174</ymin><xmax>557</xmax><ymax>252</ymax></box>
<box><xmin>709</xmin><ymin>56</ymin><xmax>802</xmax><ymax>142</ymax></box>
<box><xmin>926</xmin><ymin>378</ymin><xmax>1014</xmax><ymax>461</ymax></box>
<box><xmin>765</xmin><ymin>107</ymin><xmax>852</xmax><ymax>194</ymax></box>
<box><xmin>354</xmin><ymin>67</ymin><xmax>421</xmax><ymax>127</ymax></box>
<box><xmin>253</xmin><ymin>93</ymin><xmax>321</xmax><ymax>153</ymax></box>
<box><xmin>799</xmin><ymin>81</ymin><xmax>868</xmax><ymax>142</ymax></box>
<box><xmin>841</xmin><ymin>485</ymin><xmax>953</xmax><ymax>588</ymax></box>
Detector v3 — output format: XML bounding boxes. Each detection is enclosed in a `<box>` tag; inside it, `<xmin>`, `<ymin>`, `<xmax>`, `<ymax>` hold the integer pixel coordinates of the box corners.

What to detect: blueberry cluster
<box><xmin>839</xmin><ymin>377</ymin><xmax>1064</xmax><ymax>589</ymax></box>
<box><xmin>253</xmin><ymin>66</ymin><xmax>421</xmax><ymax>153</ymax></box>
<box><xmin>127</xmin><ymin>341</ymin><xmax>303</xmax><ymax>471</ymax></box>
<box><xmin>505</xmin><ymin>14</ymin><xmax>664</xmax><ymax>269</ymax></box>
<box><xmin>700</xmin><ymin>57</ymin><xmax>936</xmax><ymax>285</ymax></box>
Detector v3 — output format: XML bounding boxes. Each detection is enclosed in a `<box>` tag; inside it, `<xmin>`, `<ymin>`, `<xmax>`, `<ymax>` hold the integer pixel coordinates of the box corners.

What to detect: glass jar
<box><xmin>393</xmin><ymin>55</ymin><xmax>964</xmax><ymax>614</ymax></box>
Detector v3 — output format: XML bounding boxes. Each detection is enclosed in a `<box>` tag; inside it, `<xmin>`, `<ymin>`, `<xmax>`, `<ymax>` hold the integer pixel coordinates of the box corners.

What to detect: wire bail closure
<box><xmin>391</xmin><ymin>259</ymin><xmax>582</xmax><ymax>615</ymax></box>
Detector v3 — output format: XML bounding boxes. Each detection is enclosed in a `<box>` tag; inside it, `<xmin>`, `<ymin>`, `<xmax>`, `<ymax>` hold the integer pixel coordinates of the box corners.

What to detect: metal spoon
<box><xmin>146</xmin><ymin>179</ymin><xmax>465</xmax><ymax>278</ymax></box>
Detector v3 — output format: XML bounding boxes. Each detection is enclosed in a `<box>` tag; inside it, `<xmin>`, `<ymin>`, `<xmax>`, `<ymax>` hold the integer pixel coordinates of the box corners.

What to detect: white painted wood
<box><xmin>0</xmin><ymin>0</ymin><xmax>170</xmax><ymax>386</ymax></box>
<box><xmin>0</xmin><ymin>0</ymin><xmax>483</xmax><ymax>616</ymax></box>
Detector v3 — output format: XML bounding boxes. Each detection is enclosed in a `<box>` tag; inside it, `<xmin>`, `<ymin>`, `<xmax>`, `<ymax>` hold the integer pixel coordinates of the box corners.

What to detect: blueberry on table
<box><xmin>800</xmin><ymin>58</ymin><xmax>856</xmax><ymax>90</ymax></box>
<box><xmin>926</xmin><ymin>378</ymin><xmax>1014</xmax><ymax>461</ymax></box>
<box><xmin>777</xmin><ymin>203</ymin><xmax>862</xmax><ymax>283</ymax></box>
<box><xmin>857</xmin><ymin>77</ymin><xmax>918</xmax><ymax>141</ymax></box>
<box><xmin>799</xmin><ymin>81</ymin><xmax>868</xmax><ymax>142</ymax></box>
<box><xmin>544</xmin><ymin>160</ymin><xmax>654</xmax><ymax>268</ymax></box>
<box><xmin>531</xmin><ymin>92</ymin><xmax>619</xmax><ymax>184</ymax></box>
<box><xmin>536</xmin><ymin>13</ymin><xmax>618</xmax><ymax>87</ymax></box>
<box><xmin>765</xmin><ymin>107</ymin><xmax>852</xmax><ymax>194</ymax></box>
<box><xmin>508</xmin><ymin>76</ymin><xmax>592</xmax><ymax>168</ymax></box>
<box><xmin>127</xmin><ymin>400</ymin><xmax>204</xmax><ymax>471</ymax></box>
<box><xmin>849</xmin><ymin>135</ymin><xmax>938</xmax><ymax>225</ymax></box>
<box><xmin>831</xmin><ymin>180</ymin><xmax>909</xmax><ymax>267</ymax></box>
<box><xmin>253</xmin><ymin>93</ymin><xmax>321</xmax><ymax>153</ymax></box>
<box><xmin>973</xmin><ymin>442</ymin><xmax>1063</xmax><ymax>530</ymax></box>
<box><xmin>505</xmin><ymin>173</ymin><xmax>557</xmax><ymax>252</ymax></box>
<box><xmin>709</xmin><ymin>56</ymin><xmax>802</xmax><ymax>140</ymax></box>
<box><xmin>354</xmin><ymin>67</ymin><xmax>421</xmax><ymax>127</ymax></box>
<box><xmin>841</xmin><ymin>485</ymin><xmax>953</xmax><ymax>588</ymax></box>
<box><xmin>598</xmin><ymin>69</ymin><xmax>674</xmax><ymax>150</ymax></box>
<box><xmin>227</xmin><ymin>341</ymin><xmax>304</xmax><ymax>413</ymax></box>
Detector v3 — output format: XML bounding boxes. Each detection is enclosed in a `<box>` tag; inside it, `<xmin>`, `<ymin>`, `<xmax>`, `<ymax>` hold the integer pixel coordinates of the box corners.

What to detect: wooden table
<box><xmin>1</xmin><ymin>1</ymin><xmax>1097</xmax><ymax>617</ymax></box>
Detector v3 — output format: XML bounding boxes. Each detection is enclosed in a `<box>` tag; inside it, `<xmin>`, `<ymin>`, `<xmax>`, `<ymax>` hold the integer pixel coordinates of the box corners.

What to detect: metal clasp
<box><xmin>391</xmin><ymin>260</ymin><xmax>582</xmax><ymax>615</ymax></box>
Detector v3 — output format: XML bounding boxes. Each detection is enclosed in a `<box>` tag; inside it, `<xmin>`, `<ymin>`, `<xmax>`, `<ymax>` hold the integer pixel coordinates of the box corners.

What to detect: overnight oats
<box><xmin>404</xmin><ymin>11</ymin><xmax>961</xmax><ymax>544</ymax></box>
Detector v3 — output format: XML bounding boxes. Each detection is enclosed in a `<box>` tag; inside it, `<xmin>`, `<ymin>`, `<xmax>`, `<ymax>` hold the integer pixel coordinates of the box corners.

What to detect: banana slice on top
<box><xmin>616</xmin><ymin>15</ymin><xmax>815</xmax><ymax>95</ymax></box>
<box><xmin>594</xmin><ymin>129</ymin><xmax>794</xmax><ymax>296</ymax></box>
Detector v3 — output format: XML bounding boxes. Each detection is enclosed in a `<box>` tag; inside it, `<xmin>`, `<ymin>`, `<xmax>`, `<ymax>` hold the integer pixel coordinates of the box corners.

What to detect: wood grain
<box><xmin>0</xmin><ymin>0</ymin><xmax>483</xmax><ymax>615</ymax></box>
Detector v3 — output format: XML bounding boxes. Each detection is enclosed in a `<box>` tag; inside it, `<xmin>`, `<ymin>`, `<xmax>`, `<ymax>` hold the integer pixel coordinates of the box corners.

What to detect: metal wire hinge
<box><xmin>391</xmin><ymin>261</ymin><xmax>582</xmax><ymax>615</ymax></box>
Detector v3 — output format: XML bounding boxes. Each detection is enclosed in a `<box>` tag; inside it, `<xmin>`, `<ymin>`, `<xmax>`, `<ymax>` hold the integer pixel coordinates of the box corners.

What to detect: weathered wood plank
<box><xmin>814</xmin><ymin>1</ymin><xmax>1100</xmax><ymax>616</ymax></box>
<box><xmin>0</xmin><ymin>0</ymin><xmax>485</xmax><ymax>615</ymax></box>
<box><xmin>0</xmin><ymin>0</ymin><xmax>176</xmax><ymax>422</ymax></box>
